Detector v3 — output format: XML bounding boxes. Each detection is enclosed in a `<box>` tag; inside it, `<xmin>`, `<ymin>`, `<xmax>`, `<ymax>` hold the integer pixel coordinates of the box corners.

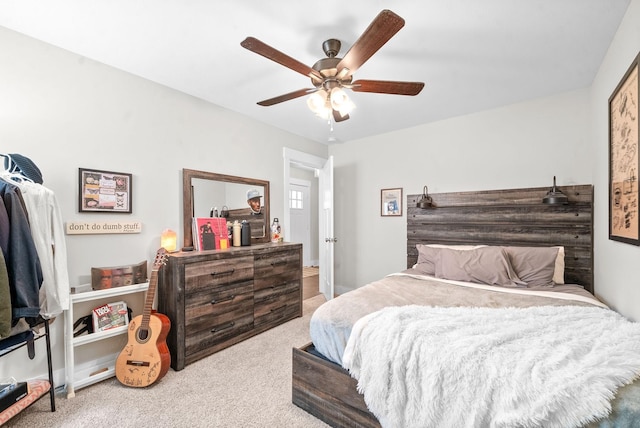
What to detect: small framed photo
<box><xmin>79</xmin><ymin>168</ymin><xmax>132</xmax><ymax>213</ymax></box>
<box><xmin>381</xmin><ymin>188</ymin><xmax>403</xmax><ymax>216</ymax></box>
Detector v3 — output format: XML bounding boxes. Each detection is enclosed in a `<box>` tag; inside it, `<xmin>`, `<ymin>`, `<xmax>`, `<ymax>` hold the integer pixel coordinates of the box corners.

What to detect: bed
<box><xmin>292</xmin><ymin>184</ymin><xmax>640</xmax><ymax>427</ymax></box>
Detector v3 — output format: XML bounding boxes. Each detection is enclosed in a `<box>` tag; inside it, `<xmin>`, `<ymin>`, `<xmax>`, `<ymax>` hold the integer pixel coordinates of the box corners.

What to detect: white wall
<box><xmin>591</xmin><ymin>0</ymin><xmax>640</xmax><ymax>319</ymax></box>
<box><xmin>329</xmin><ymin>88</ymin><xmax>592</xmax><ymax>294</ymax></box>
<box><xmin>0</xmin><ymin>27</ymin><xmax>327</xmax><ymax>384</ymax></box>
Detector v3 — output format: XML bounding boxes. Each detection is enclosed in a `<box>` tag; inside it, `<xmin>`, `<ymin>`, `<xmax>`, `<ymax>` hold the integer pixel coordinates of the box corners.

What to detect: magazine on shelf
<box><xmin>92</xmin><ymin>301</ymin><xmax>129</xmax><ymax>332</ymax></box>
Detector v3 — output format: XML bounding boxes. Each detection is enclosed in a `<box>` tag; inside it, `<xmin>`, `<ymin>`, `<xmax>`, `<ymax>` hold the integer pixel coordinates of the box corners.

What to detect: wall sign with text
<box><xmin>66</xmin><ymin>221</ymin><xmax>142</xmax><ymax>235</ymax></box>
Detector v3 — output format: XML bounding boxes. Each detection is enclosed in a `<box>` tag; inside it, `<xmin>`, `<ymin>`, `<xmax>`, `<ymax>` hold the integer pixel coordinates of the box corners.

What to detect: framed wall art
<box><xmin>381</xmin><ymin>188</ymin><xmax>402</xmax><ymax>216</ymax></box>
<box><xmin>609</xmin><ymin>52</ymin><xmax>640</xmax><ymax>245</ymax></box>
<box><xmin>79</xmin><ymin>168</ymin><xmax>132</xmax><ymax>213</ymax></box>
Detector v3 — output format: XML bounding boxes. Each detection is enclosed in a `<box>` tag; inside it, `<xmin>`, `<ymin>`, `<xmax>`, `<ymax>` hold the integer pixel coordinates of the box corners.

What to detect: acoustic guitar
<box><xmin>115</xmin><ymin>248</ymin><xmax>171</xmax><ymax>387</ymax></box>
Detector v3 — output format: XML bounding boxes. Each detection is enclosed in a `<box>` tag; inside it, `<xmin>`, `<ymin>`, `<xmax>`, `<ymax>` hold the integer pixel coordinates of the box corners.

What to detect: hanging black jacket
<box><xmin>0</xmin><ymin>180</ymin><xmax>43</xmax><ymax>323</ymax></box>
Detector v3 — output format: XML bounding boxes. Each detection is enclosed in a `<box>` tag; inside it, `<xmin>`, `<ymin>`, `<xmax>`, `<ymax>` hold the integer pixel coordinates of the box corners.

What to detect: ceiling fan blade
<box><xmin>257</xmin><ymin>88</ymin><xmax>317</xmax><ymax>106</ymax></box>
<box><xmin>333</xmin><ymin>109</ymin><xmax>350</xmax><ymax>122</ymax></box>
<box><xmin>241</xmin><ymin>37</ymin><xmax>323</xmax><ymax>81</ymax></box>
<box><xmin>351</xmin><ymin>79</ymin><xmax>425</xmax><ymax>96</ymax></box>
<box><xmin>336</xmin><ymin>10</ymin><xmax>405</xmax><ymax>76</ymax></box>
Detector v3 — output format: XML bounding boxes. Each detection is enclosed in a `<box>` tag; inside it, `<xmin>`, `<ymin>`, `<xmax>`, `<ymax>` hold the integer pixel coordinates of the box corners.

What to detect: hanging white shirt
<box><xmin>12</xmin><ymin>179</ymin><xmax>69</xmax><ymax>318</ymax></box>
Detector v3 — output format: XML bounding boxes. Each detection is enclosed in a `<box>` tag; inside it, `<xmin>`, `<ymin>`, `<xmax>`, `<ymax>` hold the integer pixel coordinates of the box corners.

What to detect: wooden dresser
<box><xmin>158</xmin><ymin>242</ymin><xmax>302</xmax><ymax>371</ymax></box>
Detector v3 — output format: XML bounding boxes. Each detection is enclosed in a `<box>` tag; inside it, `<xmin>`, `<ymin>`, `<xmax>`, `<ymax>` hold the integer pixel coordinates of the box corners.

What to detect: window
<box><xmin>289</xmin><ymin>189</ymin><xmax>303</xmax><ymax>209</ymax></box>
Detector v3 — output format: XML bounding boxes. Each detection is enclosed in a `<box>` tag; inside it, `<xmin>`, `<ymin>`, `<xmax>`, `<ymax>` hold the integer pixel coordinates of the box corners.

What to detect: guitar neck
<box><xmin>141</xmin><ymin>269</ymin><xmax>159</xmax><ymax>329</ymax></box>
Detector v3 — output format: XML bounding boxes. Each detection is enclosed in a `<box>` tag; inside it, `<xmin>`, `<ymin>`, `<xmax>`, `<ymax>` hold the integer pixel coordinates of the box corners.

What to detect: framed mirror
<box><xmin>182</xmin><ymin>168</ymin><xmax>271</xmax><ymax>248</ymax></box>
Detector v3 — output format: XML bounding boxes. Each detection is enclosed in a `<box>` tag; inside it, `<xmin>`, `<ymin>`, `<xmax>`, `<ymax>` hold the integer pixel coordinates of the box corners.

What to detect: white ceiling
<box><xmin>0</xmin><ymin>0</ymin><xmax>631</xmax><ymax>144</ymax></box>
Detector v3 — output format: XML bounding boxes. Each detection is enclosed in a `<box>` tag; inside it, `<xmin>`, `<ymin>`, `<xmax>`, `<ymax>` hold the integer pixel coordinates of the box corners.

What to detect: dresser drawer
<box><xmin>184</xmin><ymin>256</ymin><xmax>254</xmax><ymax>293</ymax></box>
<box><xmin>254</xmin><ymin>281</ymin><xmax>300</xmax><ymax>327</ymax></box>
<box><xmin>185</xmin><ymin>280</ymin><xmax>253</xmax><ymax>321</ymax></box>
<box><xmin>185</xmin><ymin>289</ymin><xmax>254</xmax><ymax>358</ymax></box>
<box><xmin>254</xmin><ymin>250</ymin><xmax>300</xmax><ymax>291</ymax></box>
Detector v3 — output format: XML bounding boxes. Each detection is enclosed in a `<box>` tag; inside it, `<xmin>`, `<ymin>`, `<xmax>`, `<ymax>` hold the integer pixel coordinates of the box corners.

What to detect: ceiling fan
<box><xmin>240</xmin><ymin>9</ymin><xmax>424</xmax><ymax>123</ymax></box>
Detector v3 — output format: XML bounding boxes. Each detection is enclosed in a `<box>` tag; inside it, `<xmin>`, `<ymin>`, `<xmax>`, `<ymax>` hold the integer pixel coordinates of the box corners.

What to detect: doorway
<box><xmin>283</xmin><ymin>148</ymin><xmax>334</xmax><ymax>301</ymax></box>
<box><xmin>290</xmin><ymin>173</ymin><xmax>319</xmax><ymax>300</ymax></box>
<box><xmin>289</xmin><ymin>178</ymin><xmax>314</xmax><ymax>267</ymax></box>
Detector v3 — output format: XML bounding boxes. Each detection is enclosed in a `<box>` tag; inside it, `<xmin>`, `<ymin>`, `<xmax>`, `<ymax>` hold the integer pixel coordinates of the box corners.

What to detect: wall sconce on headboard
<box><xmin>542</xmin><ymin>176</ymin><xmax>569</xmax><ymax>205</ymax></box>
<box><xmin>417</xmin><ymin>185</ymin><xmax>435</xmax><ymax>208</ymax></box>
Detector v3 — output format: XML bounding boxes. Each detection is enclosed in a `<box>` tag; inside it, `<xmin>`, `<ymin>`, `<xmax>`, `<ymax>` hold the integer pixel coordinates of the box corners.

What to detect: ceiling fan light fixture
<box><xmin>337</xmin><ymin>100</ymin><xmax>355</xmax><ymax>118</ymax></box>
<box><xmin>330</xmin><ymin>87</ymin><xmax>348</xmax><ymax>109</ymax></box>
<box><xmin>306</xmin><ymin>90</ymin><xmax>333</xmax><ymax>120</ymax></box>
<box><xmin>307</xmin><ymin>88</ymin><xmax>354</xmax><ymax>119</ymax></box>
<box><xmin>307</xmin><ymin>90</ymin><xmax>328</xmax><ymax>114</ymax></box>
<box><xmin>316</xmin><ymin>105</ymin><xmax>333</xmax><ymax>120</ymax></box>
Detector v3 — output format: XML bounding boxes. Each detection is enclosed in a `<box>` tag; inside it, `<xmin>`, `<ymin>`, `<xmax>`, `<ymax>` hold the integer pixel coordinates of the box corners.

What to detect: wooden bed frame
<box><xmin>292</xmin><ymin>184</ymin><xmax>594</xmax><ymax>428</ymax></box>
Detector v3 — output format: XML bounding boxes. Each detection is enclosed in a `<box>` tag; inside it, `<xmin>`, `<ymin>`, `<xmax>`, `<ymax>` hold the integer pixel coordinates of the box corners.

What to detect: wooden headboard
<box><xmin>406</xmin><ymin>185</ymin><xmax>594</xmax><ymax>294</ymax></box>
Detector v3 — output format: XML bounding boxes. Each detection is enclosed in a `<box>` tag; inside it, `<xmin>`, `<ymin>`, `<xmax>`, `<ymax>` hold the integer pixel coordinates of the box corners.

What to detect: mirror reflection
<box><xmin>183</xmin><ymin>169</ymin><xmax>271</xmax><ymax>248</ymax></box>
<box><xmin>192</xmin><ymin>178</ymin><xmax>266</xmax><ymax>238</ymax></box>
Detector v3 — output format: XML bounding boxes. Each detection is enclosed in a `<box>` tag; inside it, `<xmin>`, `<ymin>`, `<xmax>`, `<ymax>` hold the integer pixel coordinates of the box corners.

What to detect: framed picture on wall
<box><xmin>381</xmin><ymin>188</ymin><xmax>403</xmax><ymax>216</ymax></box>
<box><xmin>609</xmin><ymin>52</ymin><xmax>640</xmax><ymax>245</ymax></box>
<box><xmin>79</xmin><ymin>168</ymin><xmax>132</xmax><ymax>213</ymax></box>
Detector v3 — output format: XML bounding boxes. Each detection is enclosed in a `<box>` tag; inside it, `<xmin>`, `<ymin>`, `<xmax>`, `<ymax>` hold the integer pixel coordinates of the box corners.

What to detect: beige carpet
<box><xmin>6</xmin><ymin>295</ymin><xmax>329</xmax><ymax>428</ymax></box>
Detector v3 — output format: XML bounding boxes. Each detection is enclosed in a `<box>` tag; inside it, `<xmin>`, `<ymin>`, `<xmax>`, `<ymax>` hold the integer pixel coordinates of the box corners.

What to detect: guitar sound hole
<box><xmin>136</xmin><ymin>328</ymin><xmax>151</xmax><ymax>344</ymax></box>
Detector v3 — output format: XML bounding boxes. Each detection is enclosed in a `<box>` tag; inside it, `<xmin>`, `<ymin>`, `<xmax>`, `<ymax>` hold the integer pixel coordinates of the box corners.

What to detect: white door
<box><xmin>318</xmin><ymin>156</ymin><xmax>334</xmax><ymax>300</ymax></box>
<box><xmin>289</xmin><ymin>179</ymin><xmax>311</xmax><ymax>266</ymax></box>
<box><xmin>283</xmin><ymin>148</ymin><xmax>334</xmax><ymax>301</ymax></box>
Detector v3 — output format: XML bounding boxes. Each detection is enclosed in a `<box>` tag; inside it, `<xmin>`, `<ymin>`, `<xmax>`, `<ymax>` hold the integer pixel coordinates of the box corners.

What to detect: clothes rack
<box><xmin>0</xmin><ymin>319</ymin><xmax>56</xmax><ymax>424</ymax></box>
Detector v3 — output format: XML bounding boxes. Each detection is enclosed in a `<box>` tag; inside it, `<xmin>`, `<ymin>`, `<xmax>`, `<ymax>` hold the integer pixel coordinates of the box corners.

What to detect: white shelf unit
<box><xmin>64</xmin><ymin>282</ymin><xmax>148</xmax><ymax>398</ymax></box>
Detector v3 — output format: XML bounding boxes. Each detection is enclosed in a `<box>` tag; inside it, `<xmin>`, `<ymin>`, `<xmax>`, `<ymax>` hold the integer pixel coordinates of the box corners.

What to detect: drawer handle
<box><xmin>270</xmin><ymin>305</ymin><xmax>287</xmax><ymax>313</ymax></box>
<box><xmin>269</xmin><ymin>282</ymin><xmax>288</xmax><ymax>290</ymax></box>
<box><xmin>211</xmin><ymin>295</ymin><xmax>235</xmax><ymax>305</ymax></box>
<box><xmin>211</xmin><ymin>321</ymin><xmax>235</xmax><ymax>333</ymax></box>
<box><xmin>270</xmin><ymin>261</ymin><xmax>287</xmax><ymax>267</ymax></box>
<box><xmin>211</xmin><ymin>268</ymin><xmax>235</xmax><ymax>276</ymax></box>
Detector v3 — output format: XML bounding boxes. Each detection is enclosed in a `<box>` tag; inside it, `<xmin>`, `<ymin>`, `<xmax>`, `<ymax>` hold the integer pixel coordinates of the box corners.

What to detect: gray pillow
<box><xmin>415</xmin><ymin>246</ymin><xmax>438</xmax><ymax>275</ymax></box>
<box><xmin>502</xmin><ymin>246</ymin><xmax>559</xmax><ymax>287</ymax></box>
<box><xmin>415</xmin><ymin>244</ymin><xmax>486</xmax><ymax>276</ymax></box>
<box><xmin>434</xmin><ymin>246</ymin><xmax>526</xmax><ymax>287</ymax></box>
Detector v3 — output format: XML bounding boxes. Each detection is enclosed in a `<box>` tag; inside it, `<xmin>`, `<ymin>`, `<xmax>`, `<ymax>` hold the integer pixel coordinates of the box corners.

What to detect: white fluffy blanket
<box><xmin>342</xmin><ymin>305</ymin><xmax>640</xmax><ymax>428</ymax></box>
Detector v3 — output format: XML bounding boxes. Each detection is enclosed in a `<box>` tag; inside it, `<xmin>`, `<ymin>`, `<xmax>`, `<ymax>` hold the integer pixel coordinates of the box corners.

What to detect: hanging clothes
<box><xmin>13</xmin><ymin>179</ymin><xmax>69</xmax><ymax>318</ymax></box>
<box><xmin>3</xmin><ymin>153</ymin><xmax>43</xmax><ymax>184</ymax></box>
<box><xmin>0</xmin><ymin>153</ymin><xmax>69</xmax><ymax>322</ymax></box>
<box><xmin>0</xmin><ymin>246</ymin><xmax>10</xmax><ymax>338</ymax></box>
<box><xmin>0</xmin><ymin>177</ymin><xmax>43</xmax><ymax>324</ymax></box>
